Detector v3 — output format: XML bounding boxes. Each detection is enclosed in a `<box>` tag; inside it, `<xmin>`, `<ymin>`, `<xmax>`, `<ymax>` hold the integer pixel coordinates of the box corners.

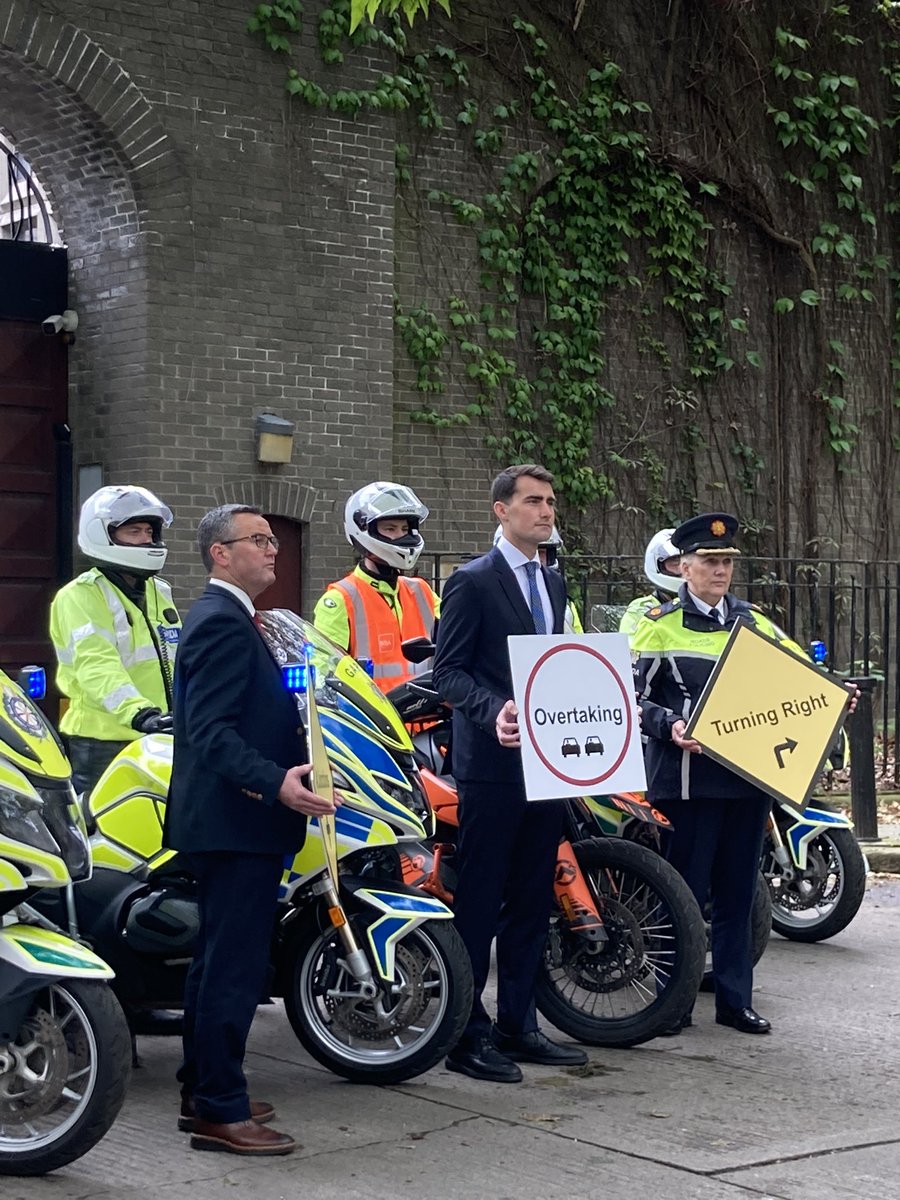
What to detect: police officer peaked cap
<box><xmin>671</xmin><ymin>512</ymin><xmax>741</xmax><ymax>556</ymax></box>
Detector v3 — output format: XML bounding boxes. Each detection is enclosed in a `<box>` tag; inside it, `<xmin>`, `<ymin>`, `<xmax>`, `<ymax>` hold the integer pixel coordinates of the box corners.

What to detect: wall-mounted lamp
<box><xmin>255</xmin><ymin>412</ymin><xmax>295</xmax><ymax>464</ymax></box>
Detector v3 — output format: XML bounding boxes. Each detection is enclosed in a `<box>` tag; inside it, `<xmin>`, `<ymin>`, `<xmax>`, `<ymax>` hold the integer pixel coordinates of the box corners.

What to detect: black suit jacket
<box><xmin>164</xmin><ymin>584</ymin><xmax>308</xmax><ymax>855</ymax></box>
<box><xmin>432</xmin><ymin>547</ymin><xmax>565</xmax><ymax>783</ymax></box>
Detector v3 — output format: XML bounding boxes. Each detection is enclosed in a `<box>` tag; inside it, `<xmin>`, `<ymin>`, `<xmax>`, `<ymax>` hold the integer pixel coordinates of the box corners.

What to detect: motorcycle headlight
<box><xmin>382</xmin><ymin>772</ymin><xmax>432</xmax><ymax>825</ymax></box>
<box><xmin>0</xmin><ymin>786</ymin><xmax>59</xmax><ymax>856</ymax></box>
<box><xmin>36</xmin><ymin>784</ymin><xmax>91</xmax><ymax>882</ymax></box>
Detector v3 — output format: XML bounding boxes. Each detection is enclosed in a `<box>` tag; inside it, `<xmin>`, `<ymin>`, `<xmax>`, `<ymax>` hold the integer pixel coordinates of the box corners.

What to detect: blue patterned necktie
<box><xmin>524</xmin><ymin>561</ymin><xmax>547</xmax><ymax>634</ymax></box>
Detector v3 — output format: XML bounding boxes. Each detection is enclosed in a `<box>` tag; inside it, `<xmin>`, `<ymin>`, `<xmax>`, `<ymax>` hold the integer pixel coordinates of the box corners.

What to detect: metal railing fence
<box><xmin>418</xmin><ymin>552</ymin><xmax>900</xmax><ymax>785</ymax></box>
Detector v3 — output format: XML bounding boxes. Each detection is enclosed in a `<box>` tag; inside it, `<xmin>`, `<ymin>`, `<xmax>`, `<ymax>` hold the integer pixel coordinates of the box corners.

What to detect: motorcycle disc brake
<box><xmin>0</xmin><ymin>1009</ymin><xmax>70</xmax><ymax>1120</ymax></box>
<box><xmin>554</xmin><ymin>900</ymin><xmax>651</xmax><ymax>993</ymax></box>
<box><xmin>326</xmin><ymin>941</ymin><xmax>430</xmax><ymax>1039</ymax></box>
<box><xmin>778</xmin><ymin>843</ymin><xmax>833</xmax><ymax>909</ymax></box>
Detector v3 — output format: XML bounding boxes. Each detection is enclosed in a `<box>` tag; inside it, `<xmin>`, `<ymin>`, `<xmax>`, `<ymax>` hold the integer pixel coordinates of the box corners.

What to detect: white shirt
<box><xmin>209</xmin><ymin>578</ymin><xmax>255</xmax><ymax>617</ymax></box>
<box><xmin>495</xmin><ymin>536</ymin><xmax>554</xmax><ymax>633</ymax></box>
<box><xmin>686</xmin><ymin>589</ymin><xmax>727</xmax><ymax>624</ymax></box>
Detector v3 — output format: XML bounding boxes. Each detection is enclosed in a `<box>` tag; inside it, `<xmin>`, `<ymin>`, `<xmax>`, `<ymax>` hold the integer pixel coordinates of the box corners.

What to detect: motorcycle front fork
<box><xmin>310</xmin><ymin>877</ymin><xmax>395</xmax><ymax>1018</ymax></box>
<box><xmin>765</xmin><ymin>816</ymin><xmax>797</xmax><ymax>882</ymax></box>
<box><xmin>554</xmin><ymin>839</ymin><xmax>608</xmax><ymax>944</ymax></box>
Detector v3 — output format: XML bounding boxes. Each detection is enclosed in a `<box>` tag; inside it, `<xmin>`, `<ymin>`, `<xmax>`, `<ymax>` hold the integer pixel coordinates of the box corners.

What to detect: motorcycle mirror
<box><xmin>401</xmin><ymin>637</ymin><xmax>435</xmax><ymax>664</ymax></box>
<box><xmin>16</xmin><ymin>664</ymin><xmax>46</xmax><ymax>700</ymax></box>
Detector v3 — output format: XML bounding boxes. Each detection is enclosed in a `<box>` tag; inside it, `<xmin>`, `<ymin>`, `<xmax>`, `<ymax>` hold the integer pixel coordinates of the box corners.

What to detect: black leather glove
<box><xmin>131</xmin><ymin>708</ymin><xmax>173</xmax><ymax>734</ymax></box>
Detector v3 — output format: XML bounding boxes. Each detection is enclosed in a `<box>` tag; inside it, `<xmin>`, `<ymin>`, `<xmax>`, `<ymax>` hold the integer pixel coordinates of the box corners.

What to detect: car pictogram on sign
<box><xmin>561</xmin><ymin>737</ymin><xmax>581</xmax><ymax>758</ymax></box>
<box><xmin>585</xmin><ymin>735</ymin><xmax>604</xmax><ymax>756</ymax></box>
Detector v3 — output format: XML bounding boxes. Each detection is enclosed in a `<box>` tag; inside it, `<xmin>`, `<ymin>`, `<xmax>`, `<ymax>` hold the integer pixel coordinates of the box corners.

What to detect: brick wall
<box><xmin>0</xmin><ymin>0</ymin><xmax>397</xmax><ymax>615</ymax></box>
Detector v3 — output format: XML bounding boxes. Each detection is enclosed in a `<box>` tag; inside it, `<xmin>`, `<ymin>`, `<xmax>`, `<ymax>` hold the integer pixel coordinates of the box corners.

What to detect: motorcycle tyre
<box><xmin>699</xmin><ymin>870</ymin><xmax>771</xmax><ymax>992</ymax></box>
<box><xmin>534</xmin><ymin>838</ymin><xmax>706</xmax><ymax>1048</ymax></box>
<box><xmin>0</xmin><ymin>980</ymin><xmax>131</xmax><ymax>1177</ymax></box>
<box><xmin>770</xmin><ymin>828</ymin><xmax>866</xmax><ymax>943</ymax></box>
<box><xmin>281</xmin><ymin>910</ymin><xmax>473</xmax><ymax>1084</ymax></box>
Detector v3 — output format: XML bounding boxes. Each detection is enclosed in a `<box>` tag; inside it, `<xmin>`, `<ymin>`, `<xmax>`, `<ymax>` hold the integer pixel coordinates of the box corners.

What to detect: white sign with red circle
<box><xmin>508</xmin><ymin>634</ymin><xmax>647</xmax><ymax>801</ymax></box>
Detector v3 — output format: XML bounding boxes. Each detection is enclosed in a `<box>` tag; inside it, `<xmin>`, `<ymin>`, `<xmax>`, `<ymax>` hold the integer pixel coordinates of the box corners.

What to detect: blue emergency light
<box><xmin>809</xmin><ymin>640</ymin><xmax>828</xmax><ymax>665</ymax></box>
<box><xmin>17</xmin><ymin>665</ymin><xmax>46</xmax><ymax>700</ymax></box>
<box><xmin>282</xmin><ymin>660</ymin><xmax>317</xmax><ymax>693</ymax></box>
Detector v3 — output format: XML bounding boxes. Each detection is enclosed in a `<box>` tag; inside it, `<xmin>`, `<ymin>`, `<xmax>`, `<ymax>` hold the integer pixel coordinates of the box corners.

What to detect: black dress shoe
<box><xmin>446</xmin><ymin>1037</ymin><xmax>523</xmax><ymax>1083</ymax></box>
<box><xmin>657</xmin><ymin>1013</ymin><xmax>693</xmax><ymax>1037</ymax></box>
<box><xmin>491</xmin><ymin>1028</ymin><xmax>588</xmax><ymax>1066</ymax></box>
<box><xmin>715</xmin><ymin>1006</ymin><xmax>771</xmax><ymax>1034</ymax></box>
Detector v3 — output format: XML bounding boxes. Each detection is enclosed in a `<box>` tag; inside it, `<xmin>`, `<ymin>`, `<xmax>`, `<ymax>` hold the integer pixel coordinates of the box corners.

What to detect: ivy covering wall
<box><xmin>251</xmin><ymin>0</ymin><xmax>899</xmax><ymax>561</ymax></box>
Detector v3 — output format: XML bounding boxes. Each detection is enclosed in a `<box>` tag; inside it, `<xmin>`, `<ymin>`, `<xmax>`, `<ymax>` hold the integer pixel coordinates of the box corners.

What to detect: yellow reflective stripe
<box><xmin>102</xmin><ymin>683</ymin><xmax>142</xmax><ymax>712</ymax></box>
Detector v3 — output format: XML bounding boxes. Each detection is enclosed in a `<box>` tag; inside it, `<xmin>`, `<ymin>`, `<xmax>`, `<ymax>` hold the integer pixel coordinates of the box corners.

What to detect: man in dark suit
<box><xmin>432</xmin><ymin>464</ymin><xmax>587</xmax><ymax>1082</ymax></box>
<box><xmin>164</xmin><ymin>504</ymin><xmax>335</xmax><ymax>1155</ymax></box>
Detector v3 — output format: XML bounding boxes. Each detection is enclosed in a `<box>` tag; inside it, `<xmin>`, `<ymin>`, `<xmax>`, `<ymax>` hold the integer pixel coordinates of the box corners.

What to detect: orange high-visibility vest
<box><xmin>327</xmin><ymin>574</ymin><xmax>436</xmax><ymax>694</ymax></box>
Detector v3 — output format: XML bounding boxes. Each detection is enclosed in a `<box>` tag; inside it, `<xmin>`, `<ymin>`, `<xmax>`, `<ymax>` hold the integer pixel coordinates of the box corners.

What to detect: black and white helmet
<box><xmin>344</xmin><ymin>482</ymin><xmax>428</xmax><ymax>571</ymax></box>
<box><xmin>78</xmin><ymin>485</ymin><xmax>172</xmax><ymax>576</ymax></box>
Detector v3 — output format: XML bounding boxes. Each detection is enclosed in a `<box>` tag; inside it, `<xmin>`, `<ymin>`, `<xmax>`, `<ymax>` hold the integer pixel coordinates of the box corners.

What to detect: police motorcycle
<box><xmin>28</xmin><ymin>614</ymin><xmax>473</xmax><ymax>1085</ymax></box>
<box><xmin>760</xmin><ymin>641</ymin><xmax>867</xmax><ymax>942</ymax></box>
<box><xmin>594</xmin><ymin>604</ymin><xmax>867</xmax><ymax>946</ymax></box>
<box><xmin>0</xmin><ymin>667</ymin><xmax>130</xmax><ymax>1177</ymax></box>
<box><xmin>388</xmin><ymin>639</ymin><xmax>707</xmax><ymax>1049</ymax></box>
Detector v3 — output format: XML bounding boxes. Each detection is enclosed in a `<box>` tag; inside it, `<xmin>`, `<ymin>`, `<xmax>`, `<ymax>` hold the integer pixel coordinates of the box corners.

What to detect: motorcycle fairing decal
<box><xmin>0</xmin><ymin>835</ymin><xmax>70</xmax><ymax>886</ymax></box>
<box><xmin>355</xmin><ymin>887</ymin><xmax>453</xmax><ymax>980</ymax></box>
<box><xmin>319</xmin><ymin>712</ymin><xmax>408</xmax><ymax>790</ymax></box>
<box><xmin>0</xmin><ymin>860</ymin><xmax>27</xmax><ymax>891</ymax></box>
<box><xmin>92</xmin><ymin>791</ymin><xmax>166</xmax><ymax>861</ymax></box>
<box><xmin>785</xmin><ymin>805</ymin><xmax>851</xmax><ymax>869</ymax></box>
<box><xmin>323</xmin><ymin>735</ymin><xmax>423</xmax><ymax>834</ymax></box>
<box><xmin>582</xmin><ymin>796</ymin><xmax>626</xmax><ymax>835</ymax></box>
<box><xmin>0</xmin><ymin>925</ymin><xmax>114</xmax><ymax>978</ymax></box>
<box><xmin>90</xmin><ymin>837</ymin><xmax>153</xmax><ymax>873</ymax></box>
<box><xmin>278</xmin><ymin>811</ymin><xmax>396</xmax><ymax>899</ymax></box>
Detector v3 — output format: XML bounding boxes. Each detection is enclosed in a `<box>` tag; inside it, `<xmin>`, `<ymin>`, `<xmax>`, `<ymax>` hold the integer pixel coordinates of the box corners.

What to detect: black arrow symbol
<box><xmin>774</xmin><ymin>738</ymin><xmax>798</xmax><ymax>769</ymax></box>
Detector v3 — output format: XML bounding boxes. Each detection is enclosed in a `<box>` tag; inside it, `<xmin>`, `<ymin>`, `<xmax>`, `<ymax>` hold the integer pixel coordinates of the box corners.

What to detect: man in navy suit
<box><xmin>164</xmin><ymin>504</ymin><xmax>335</xmax><ymax>1156</ymax></box>
<box><xmin>432</xmin><ymin>465</ymin><xmax>587</xmax><ymax>1082</ymax></box>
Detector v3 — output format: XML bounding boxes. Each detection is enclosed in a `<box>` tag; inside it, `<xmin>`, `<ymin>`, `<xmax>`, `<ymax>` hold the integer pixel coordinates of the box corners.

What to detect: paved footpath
<box><xmin>10</xmin><ymin>878</ymin><xmax>900</xmax><ymax>1200</ymax></box>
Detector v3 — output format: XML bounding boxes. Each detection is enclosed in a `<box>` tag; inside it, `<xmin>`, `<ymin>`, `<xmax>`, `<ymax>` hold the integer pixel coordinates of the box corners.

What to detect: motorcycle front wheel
<box><xmin>0</xmin><ymin>980</ymin><xmax>130</xmax><ymax>1176</ymax></box>
<box><xmin>535</xmin><ymin>838</ymin><xmax>706</xmax><ymax>1048</ymax></box>
<box><xmin>281</xmin><ymin>909</ymin><xmax>473</xmax><ymax>1084</ymax></box>
<box><xmin>767</xmin><ymin>827</ymin><xmax>867</xmax><ymax>942</ymax></box>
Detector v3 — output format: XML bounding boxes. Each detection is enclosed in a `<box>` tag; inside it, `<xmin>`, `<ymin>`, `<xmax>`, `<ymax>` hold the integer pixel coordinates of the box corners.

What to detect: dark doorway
<box><xmin>0</xmin><ymin>318</ymin><xmax>68</xmax><ymax>673</ymax></box>
<box><xmin>255</xmin><ymin>514</ymin><xmax>303</xmax><ymax>615</ymax></box>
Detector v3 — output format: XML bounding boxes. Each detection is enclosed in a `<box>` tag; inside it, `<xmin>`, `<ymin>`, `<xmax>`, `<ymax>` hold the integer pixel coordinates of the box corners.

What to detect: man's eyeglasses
<box><xmin>220</xmin><ymin>534</ymin><xmax>280</xmax><ymax>551</ymax></box>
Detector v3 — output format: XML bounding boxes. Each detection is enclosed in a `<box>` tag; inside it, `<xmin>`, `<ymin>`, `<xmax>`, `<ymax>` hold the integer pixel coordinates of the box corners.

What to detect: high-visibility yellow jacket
<box><xmin>313</xmin><ymin>566</ymin><xmax>439</xmax><ymax>693</ymax></box>
<box><xmin>50</xmin><ymin>569</ymin><xmax>181</xmax><ymax>741</ymax></box>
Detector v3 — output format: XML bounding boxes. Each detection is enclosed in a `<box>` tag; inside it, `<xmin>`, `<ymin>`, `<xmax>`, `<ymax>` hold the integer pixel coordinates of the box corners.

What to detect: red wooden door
<box><xmin>255</xmin><ymin>515</ymin><xmax>303</xmax><ymax>614</ymax></box>
<box><xmin>0</xmin><ymin>320</ymin><xmax>68</xmax><ymax>673</ymax></box>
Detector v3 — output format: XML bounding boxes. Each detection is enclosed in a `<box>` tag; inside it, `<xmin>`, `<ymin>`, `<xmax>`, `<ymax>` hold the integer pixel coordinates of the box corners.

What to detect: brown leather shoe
<box><xmin>190</xmin><ymin>1119</ymin><xmax>297</xmax><ymax>1156</ymax></box>
<box><xmin>178</xmin><ymin>1095</ymin><xmax>276</xmax><ymax>1132</ymax></box>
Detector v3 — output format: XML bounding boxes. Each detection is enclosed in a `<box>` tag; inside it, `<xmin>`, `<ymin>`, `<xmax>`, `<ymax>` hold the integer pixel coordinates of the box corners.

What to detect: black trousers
<box><xmin>658</xmin><ymin>793</ymin><xmax>770</xmax><ymax>1014</ymax></box>
<box><xmin>66</xmin><ymin>736</ymin><xmax>130</xmax><ymax>798</ymax></box>
<box><xmin>452</xmin><ymin>779</ymin><xmax>563</xmax><ymax>1042</ymax></box>
<box><xmin>176</xmin><ymin>851</ymin><xmax>283</xmax><ymax>1124</ymax></box>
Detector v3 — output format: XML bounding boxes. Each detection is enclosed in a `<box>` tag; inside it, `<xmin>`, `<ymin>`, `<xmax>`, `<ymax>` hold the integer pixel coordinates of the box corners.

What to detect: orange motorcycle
<box><xmin>387</xmin><ymin>642</ymin><xmax>706</xmax><ymax>1048</ymax></box>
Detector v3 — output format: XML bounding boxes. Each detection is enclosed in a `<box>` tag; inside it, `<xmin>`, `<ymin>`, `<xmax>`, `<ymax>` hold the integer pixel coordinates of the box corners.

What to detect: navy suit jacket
<box><xmin>432</xmin><ymin>547</ymin><xmax>566</xmax><ymax>783</ymax></box>
<box><xmin>164</xmin><ymin>584</ymin><xmax>308</xmax><ymax>855</ymax></box>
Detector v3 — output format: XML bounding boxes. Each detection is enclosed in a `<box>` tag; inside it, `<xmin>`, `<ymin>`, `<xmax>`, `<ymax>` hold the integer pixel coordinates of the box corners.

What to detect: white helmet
<box><xmin>643</xmin><ymin>527</ymin><xmax>681</xmax><ymax>595</ymax></box>
<box><xmin>344</xmin><ymin>482</ymin><xmax>428</xmax><ymax>571</ymax></box>
<box><xmin>78</xmin><ymin>485</ymin><xmax>172</xmax><ymax>576</ymax></box>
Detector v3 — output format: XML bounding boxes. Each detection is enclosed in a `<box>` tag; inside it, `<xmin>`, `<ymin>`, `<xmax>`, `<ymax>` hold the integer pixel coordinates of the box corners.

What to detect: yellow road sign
<box><xmin>683</xmin><ymin>618</ymin><xmax>850</xmax><ymax>810</ymax></box>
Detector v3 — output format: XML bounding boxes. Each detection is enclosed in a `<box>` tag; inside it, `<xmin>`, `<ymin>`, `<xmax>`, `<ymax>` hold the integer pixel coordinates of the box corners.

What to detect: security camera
<box><xmin>41</xmin><ymin>310</ymin><xmax>78</xmax><ymax>336</ymax></box>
